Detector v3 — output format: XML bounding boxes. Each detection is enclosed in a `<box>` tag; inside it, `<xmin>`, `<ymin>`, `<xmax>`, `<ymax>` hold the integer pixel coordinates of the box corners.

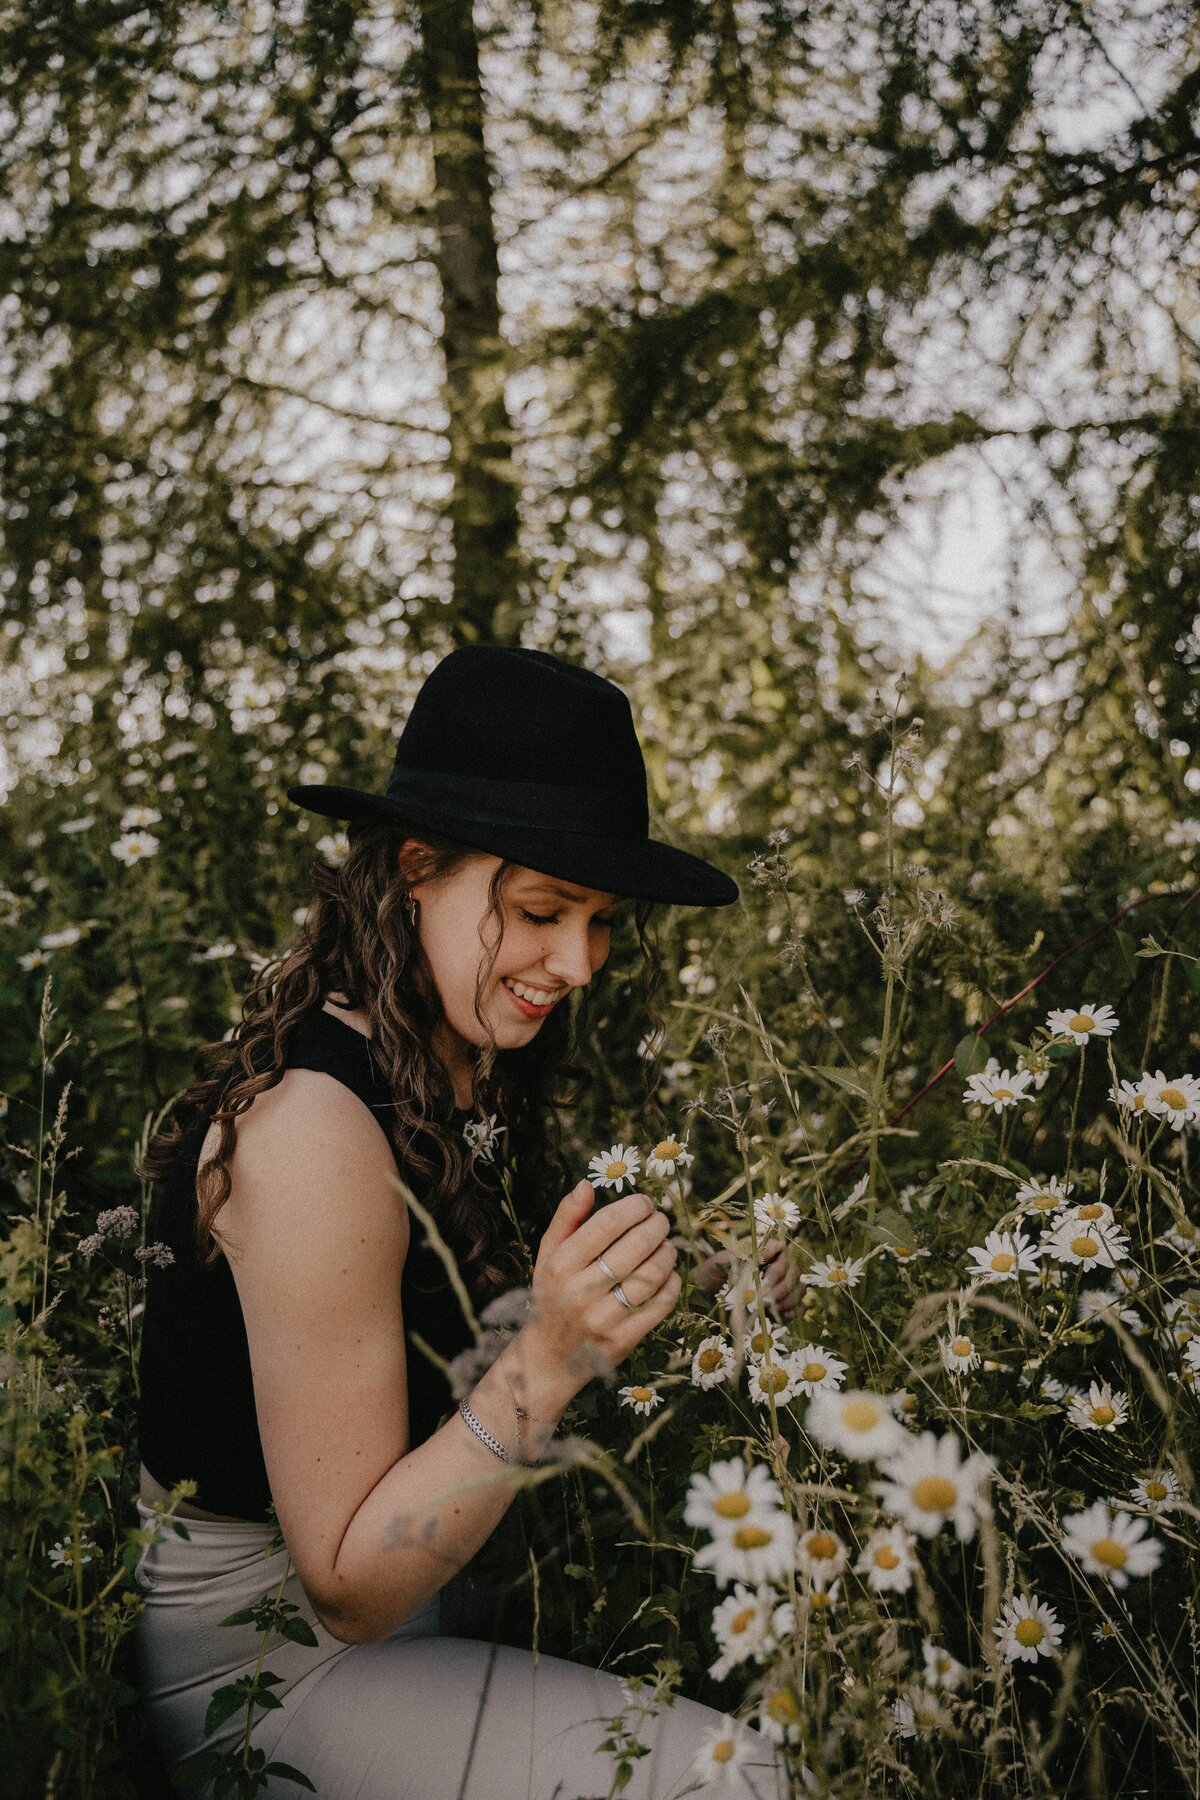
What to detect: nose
<box><xmin>542</xmin><ymin>921</ymin><xmax>599</xmax><ymax>990</ymax></box>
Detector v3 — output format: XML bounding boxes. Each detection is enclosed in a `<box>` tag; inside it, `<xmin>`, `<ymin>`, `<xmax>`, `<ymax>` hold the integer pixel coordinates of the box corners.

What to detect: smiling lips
<box><xmin>501</xmin><ymin>976</ymin><xmax>563</xmax><ymax>1014</ymax></box>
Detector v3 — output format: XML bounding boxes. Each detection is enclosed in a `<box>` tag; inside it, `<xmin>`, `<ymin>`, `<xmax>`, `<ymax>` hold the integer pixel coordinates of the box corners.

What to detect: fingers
<box><xmin>539</xmin><ymin>1179</ymin><xmax>596</xmax><ymax>1259</ymax></box>
<box><xmin>609</xmin><ymin>1234</ymin><xmax>677</xmax><ymax>1308</ymax></box>
<box><xmin>554</xmin><ymin>1191</ymin><xmax>667</xmax><ymax>1280</ymax></box>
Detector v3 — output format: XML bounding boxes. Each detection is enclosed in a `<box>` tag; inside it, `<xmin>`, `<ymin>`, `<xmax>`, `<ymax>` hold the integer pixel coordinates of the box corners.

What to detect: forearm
<box><xmin>317</xmin><ymin>1340</ymin><xmax>576</xmax><ymax>1644</ymax></box>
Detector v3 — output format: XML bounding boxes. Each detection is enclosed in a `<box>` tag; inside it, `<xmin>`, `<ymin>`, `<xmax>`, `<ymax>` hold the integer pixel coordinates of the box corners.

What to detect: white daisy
<box><xmin>742</xmin><ymin>1318</ymin><xmax>790</xmax><ymax>1363</ymax></box>
<box><xmin>1055</xmin><ymin>1199</ymin><xmax>1115</xmax><ymax>1230</ymax></box>
<box><xmin>940</xmin><ymin>1333</ymin><xmax>980</xmax><ymax>1376</ymax></box>
<box><xmin>1045</xmin><ymin>1216</ymin><xmax>1130</xmax><ymax>1270</ymax></box>
<box><xmin>747</xmin><ymin>1356</ymin><xmax>802</xmax><ymax>1408</ymax></box>
<box><xmin>1045</xmin><ymin>1002</ymin><xmax>1119</xmax><ymax>1044</ymax></box>
<box><xmin>314</xmin><ymin>831</ymin><xmax>349</xmax><ymax>865</ymax></box>
<box><xmin>463</xmin><ymin>1113</ymin><xmax>506</xmax><ymax>1164</ymax></box>
<box><xmin>618</xmin><ymin>1383</ymin><xmax>662</xmax><ymax>1416</ymax></box>
<box><xmin>891</xmin><ymin>1689</ymin><xmax>944</xmax><ymax>1737</ymax></box>
<box><xmin>1066</xmin><ymin>1381</ymin><xmax>1129</xmax><ymax>1433</ymax></box>
<box><xmin>1185</xmin><ymin>1339</ymin><xmax>1200</xmax><ymax>1375</ymax></box>
<box><xmin>995</xmin><ymin>1593</ymin><xmax>1063</xmax><ymax>1664</ymax></box>
<box><xmin>59</xmin><ymin>814</ymin><xmax>95</xmax><ymax>835</ymax></box>
<box><xmin>1016</xmin><ymin>1050</ymin><xmax>1051</xmax><ymax>1090</ymax></box>
<box><xmin>683</xmin><ymin>1460</ymin><xmax>785</xmax><ymax>1536</ymax></box>
<box><xmin>1062</xmin><ymin>1502</ymin><xmax>1163</xmax><ymax>1588</ymax></box>
<box><xmin>1161</xmin><ymin>1297</ymin><xmax>1200</xmax><ymax>1350</ymax></box>
<box><xmin>802</xmin><ymin>1578</ymin><xmax>839</xmax><ymax>1619</ymax></box>
<box><xmin>1109</xmin><ymin>1075</ymin><xmax>1157</xmax><ymax>1117</ymax></box>
<box><xmin>755</xmin><ymin>1685</ymin><xmax>803</xmax><ymax>1745</ymax></box>
<box><xmin>884</xmin><ymin>1239</ymin><xmax>931</xmax><ymax>1263</ymax></box>
<box><xmin>1129</xmin><ymin>1471</ymin><xmax>1181</xmax><ymax>1513</ymax></box>
<box><xmin>41</xmin><ymin>926</ymin><xmax>84</xmax><ymax>950</ymax></box>
<box><xmin>807</xmin><ymin>1254</ymin><xmax>866</xmax><ymax>1290</ymax></box>
<box><xmin>110</xmin><ymin>830</ymin><xmax>160</xmax><ymax>867</ymax></box>
<box><xmin>1014</xmin><ymin>1175</ymin><xmax>1074</xmax><ymax>1217</ymax></box>
<box><xmin>1158</xmin><ymin>1221</ymin><xmax>1200</xmax><ymax>1260</ymax></box>
<box><xmin>874</xmin><ymin>1431</ymin><xmax>993</xmax><ymax>1541</ymax></box>
<box><xmin>857</xmin><ymin>1522</ymin><xmax>917</xmax><ymax>1592</ymax></box>
<box><xmin>806</xmin><ymin>1388</ymin><xmax>907</xmax><ymax>1461</ymax></box>
<box><xmin>18</xmin><ymin>949</ymin><xmax>50</xmax><ymax>970</ymax></box>
<box><xmin>795</xmin><ymin>1524</ymin><xmax>848</xmax><ymax>1583</ymax></box>
<box><xmin>965</xmin><ymin>1229</ymin><xmax>1041</xmax><ymax>1283</ymax></box>
<box><xmin>587</xmin><ymin>1143</ymin><xmax>642</xmax><ymax>1193</ymax></box>
<box><xmin>1076</xmin><ymin>1289</ymin><xmax>1144</xmax><ymax>1333</ymax></box>
<box><xmin>709</xmin><ymin>1585</ymin><xmax>773</xmax><ymax>1677</ymax></box>
<box><xmin>922</xmin><ymin>1641</ymin><xmax>967</xmax><ymax>1690</ymax></box>
<box><xmin>1092</xmin><ymin>1620</ymin><xmax>1120</xmax><ymax>1643</ymax></box>
<box><xmin>962</xmin><ymin>1068</ymin><xmax>1034</xmax><ymax>1113</ymax></box>
<box><xmin>691</xmin><ymin>1337</ymin><xmax>736</xmax><ymax>1389</ymax></box>
<box><xmin>789</xmin><ymin>1344</ymin><xmax>847</xmax><ymax>1396</ymax></box>
<box><xmin>645</xmin><ymin>1136</ymin><xmax>693</xmax><ymax>1179</ymax></box>
<box><xmin>1143</xmin><ymin>1070</ymin><xmax>1200</xmax><ymax>1131</ymax></box>
<box><xmin>48</xmin><ymin>1535</ymin><xmax>94</xmax><ymax>1568</ymax></box>
<box><xmin>691</xmin><ymin>1716</ymin><xmax>752</xmax><ymax>1786</ymax></box>
<box><xmin>753</xmin><ymin>1192</ymin><xmax>801</xmax><ymax>1234</ymax></box>
<box><xmin>693</xmin><ymin>1510</ymin><xmax>797</xmax><ymax>1589</ymax></box>
<box><xmin>119</xmin><ymin>804</ymin><xmax>162</xmax><ymax>831</ymax></box>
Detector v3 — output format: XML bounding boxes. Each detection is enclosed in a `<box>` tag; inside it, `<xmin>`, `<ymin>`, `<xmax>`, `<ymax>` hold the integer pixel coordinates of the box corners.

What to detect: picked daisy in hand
<box><xmin>807</xmin><ymin>1254</ymin><xmax>866</xmax><ymax>1290</ymax></box>
<box><xmin>874</xmin><ymin>1430</ymin><xmax>994</xmax><ymax>1541</ymax></box>
<box><xmin>691</xmin><ymin>1337</ymin><xmax>736</xmax><ymax>1389</ymax></box>
<box><xmin>1066</xmin><ymin>1381</ymin><xmax>1129</xmax><ymax>1432</ymax></box>
<box><xmin>995</xmin><ymin>1594</ymin><xmax>1063</xmax><ymax>1664</ymax></box>
<box><xmin>1045</xmin><ymin>1001</ymin><xmax>1119</xmax><ymax>1045</ymax></box>
<box><xmin>753</xmin><ymin>1191</ymin><xmax>801</xmax><ymax>1234</ymax></box>
<box><xmin>789</xmin><ymin>1344</ymin><xmax>847</xmax><ymax>1396</ymax></box>
<box><xmin>588</xmin><ymin>1143</ymin><xmax>642</xmax><ymax>1192</ymax></box>
<box><xmin>645</xmin><ymin>1135</ymin><xmax>693</xmax><ymax>1179</ymax></box>
<box><xmin>857</xmin><ymin>1523</ymin><xmax>917</xmax><ymax>1592</ymax></box>
<box><xmin>965</xmin><ymin>1229</ymin><xmax>1040</xmax><ymax>1284</ymax></box>
<box><xmin>1143</xmin><ymin>1070</ymin><xmax>1200</xmax><ymax>1131</ymax></box>
<box><xmin>1062</xmin><ymin>1502</ymin><xmax>1162</xmax><ymax>1588</ymax></box>
<box><xmin>806</xmin><ymin>1388</ymin><xmax>908</xmax><ymax>1460</ymax></box>
<box><xmin>963</xmin><ymin>1068</ymin><xmax>1034</xmax><ymax>1113</ymax></box>
<box><xmin>618</xmin><ymin>1383</ymin><xmax>663</xmax><ymax>1416</ymax></box>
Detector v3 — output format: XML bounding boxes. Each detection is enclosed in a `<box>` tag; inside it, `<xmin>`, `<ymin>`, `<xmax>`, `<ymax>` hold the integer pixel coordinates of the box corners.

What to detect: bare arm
<box><xmin>216</xmin><ymin>1070</ymin><xmax>679</xmax><ymax>1644</ymax></box>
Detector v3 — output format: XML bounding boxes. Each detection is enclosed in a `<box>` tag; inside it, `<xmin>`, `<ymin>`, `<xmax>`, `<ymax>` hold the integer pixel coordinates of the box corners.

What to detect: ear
<box><xmin>396</xmin><ymin>838</ymin><xmax>437</xmax><ymax>893</ymax></box>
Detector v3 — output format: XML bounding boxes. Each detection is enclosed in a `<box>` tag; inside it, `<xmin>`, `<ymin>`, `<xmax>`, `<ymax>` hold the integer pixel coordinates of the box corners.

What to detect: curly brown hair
<box><xmin>140</xmin><ymin>819</ymin><xmax>661</xmax><ymax>1303</ymax></box>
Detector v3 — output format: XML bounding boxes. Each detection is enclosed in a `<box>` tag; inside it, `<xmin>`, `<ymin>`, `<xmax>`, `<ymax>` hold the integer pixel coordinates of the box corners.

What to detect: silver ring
<box><xmin>596</xmin><ymin>1254</ymin><xmax>619</xmax><ymax>1283</ymax></box>
<box><xmin>612</xmin><ymin>1281</ymin><xmax>636</xmax><ymax>1312</ymax></box>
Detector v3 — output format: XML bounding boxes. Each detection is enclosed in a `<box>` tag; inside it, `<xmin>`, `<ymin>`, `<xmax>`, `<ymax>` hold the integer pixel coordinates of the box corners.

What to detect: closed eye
<box><xmin>518</xmin><ymin>908</ymin><xmax>626</xmax><ymax>930</ymax></box>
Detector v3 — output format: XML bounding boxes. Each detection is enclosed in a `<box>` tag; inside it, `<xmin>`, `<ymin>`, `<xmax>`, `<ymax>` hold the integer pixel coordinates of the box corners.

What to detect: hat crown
<box><xmin>394</xmin><ymin>646</ymin><xmax>647</xmax><ymax>803</ymax></box>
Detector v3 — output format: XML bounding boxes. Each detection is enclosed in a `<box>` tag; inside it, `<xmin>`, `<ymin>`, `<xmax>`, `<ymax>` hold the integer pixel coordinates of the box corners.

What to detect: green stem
<box><xmin>242</xmin><ymin>1553</ymin><xmax>293</xmax><ymax>1770</ymax></box>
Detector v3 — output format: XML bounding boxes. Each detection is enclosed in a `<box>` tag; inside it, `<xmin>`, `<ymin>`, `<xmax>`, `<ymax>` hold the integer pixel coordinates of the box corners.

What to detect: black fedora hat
<box><xmin>287</xmin><ymin>646</ymin><xmax>738</xmax><ymax>907</ymax></box>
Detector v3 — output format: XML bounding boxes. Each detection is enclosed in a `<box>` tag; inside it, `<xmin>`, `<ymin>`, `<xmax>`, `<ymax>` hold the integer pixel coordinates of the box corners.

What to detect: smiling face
<box><xmin>405</xmin><ymin>847</ymin><xmax>629</xmax><ymax>1099</ymax></box>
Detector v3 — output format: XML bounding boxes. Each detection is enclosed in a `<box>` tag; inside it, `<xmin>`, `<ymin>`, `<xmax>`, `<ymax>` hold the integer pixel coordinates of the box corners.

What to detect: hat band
<box><xmin>385</xmin><ymin>766</ymin><xmax>648</xmax><ymax>839</ymax></box>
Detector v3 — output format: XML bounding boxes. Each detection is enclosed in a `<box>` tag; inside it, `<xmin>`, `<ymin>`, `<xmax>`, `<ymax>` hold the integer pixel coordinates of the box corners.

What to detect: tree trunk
<box><xmin>414</xmin><ymin>0</ymin><xmax>523</xmax><ymax>646</ymax></box>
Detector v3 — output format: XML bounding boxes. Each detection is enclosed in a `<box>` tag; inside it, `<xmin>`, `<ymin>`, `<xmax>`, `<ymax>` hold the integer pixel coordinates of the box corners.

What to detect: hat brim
<box><xmin>287</xmin><ymin>783</ymin><xmax>739</xmax><ymax>908</ymax></box>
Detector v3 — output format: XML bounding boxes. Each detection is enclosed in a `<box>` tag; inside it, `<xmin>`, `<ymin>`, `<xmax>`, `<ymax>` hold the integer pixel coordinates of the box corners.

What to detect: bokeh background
<box><xmin>1</xmin><ymin>3</ymin><xmax>1198</xmax><ymax>1795</ymax></box>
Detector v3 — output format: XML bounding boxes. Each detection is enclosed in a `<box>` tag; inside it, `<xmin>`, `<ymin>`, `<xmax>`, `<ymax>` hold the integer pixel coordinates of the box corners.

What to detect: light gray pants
<box><xmin>132</xmin><ymin>1501</ymin><xmax>791</xmax><ymax>1800</ymax></box>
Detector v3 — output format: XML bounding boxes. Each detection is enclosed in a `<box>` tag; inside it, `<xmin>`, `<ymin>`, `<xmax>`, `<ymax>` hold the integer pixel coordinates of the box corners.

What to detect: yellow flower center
<box><xmin>933</xmin><ymin>1653</ymin><xmax>952</xmax><ymax>1674</ymax></box>
<box><xmin>698</xmin><ymin>1348</ymin><xmax>724</xmax><ymax>1373</ymax></box>
<box><xmin>750</xmin><ymin>1329</ymin><xmax>774</xmax><ymax>1355</ymax></box>
<box><xmin>1132</xmin><ymin>1094</ymin><xmax>1146</xmax><ymax>1110</ymax></box>
<box><xmin>810</xmin><ymin>1588</ymin><xmax>833</xmax><ymax>1610</ymax></box>
<box><xmin>993</xmin><ymin>1087</ymin><xmax>1014</xmax><ymax>1101</ymax></box>
<box><xmin>1071</xmin><ymin>1235</ymin><xmax>1099</xmax><ymax>1258</ymax></box>
<box><xmin>712</xmin><ymin>1739</ymin><xmax>736</xmax><ymax>1764</ymax></box>
<box><xmin>873</xmin><ymin>1546</ymin><xmax>901</xmax><ymax>1570</ymax></box>
<box><xmin>713</xmin><ymin>1492</ymin><xmax>751</xmax><ymax>1519</ymax></box>
<box><xmin>911</xmin><ymin>1475</ymin><xmax>958</xmax><ymax>1514</ymax></box>
<box><xmin>606</xmin><ymin>1161</ymin><xmax>628</xmax><ymax>1180</ymax></box>
<box><xmin>653</xmin><ymin>1139</ymin><xmax>682</xmax><ymax>1161</ymax></box>
<box><xmin>804</xmin><ymin>1532</ymin><xmax>838</xmax><ymax>1562</ymax></box>
<box><xmin>1091</xmin><ymin>1404</ymin><xmax>1115</xmax><ymax>1426</ymax></box>
<box><xmin>893</xmin><ymin>1244</ymin><xmax>913</xmax><ymax>1258</ymax></box>
<box><xmin>801</xmin><ymin>1361</ymin><xmax>827</xmax><ymax>1383</ymax></box>
<box><xmin>630</xmin><ymin>1386</ymin><xmax>653</xmax><ymax>1403</ymax></box>
<box><xmin>827</xmin><ymin>1267</ymin><xmax>848</xmax><ymax>1283</ymax></box>
<box><xmin>1091</xmin><ymin>1537</ymin><xmax>1128</xmax><ymax>1570</ymax></box>
<box><xmin>1031</xmin><ymin>1192</ymin><xmax>1058</xmax><ymax>1210</ymax></box>
<box><xmin>842</xmin><ymin>1398</ymin><xmax>882</xmax><ymax>1431</ymax></box>
<box><xmin>733</xmin><ymin>1524</ymin><xmax>774</xmax><ymax>1550</ymax></box>
<box><xmin>730</xmin><ymin>1606</ymin><xmax>758</xmax><ymax>1635</ymax></box>
<box><xmin>1069</xmin><ymin>1013</ymin><xmax>1095</xmax><ymax>1033</ymax></box>
<box><xmin>951</xmin><ymin>1338</ymin><xmax>973</xmax><ymax>1359</ymax></box>
<box><xmin>1015</xmin><ymin>1618</ymin><xmax>1045</xmax><ymax>1647</ymax></box>
<box><xmin>1077</xmin><ymin>1203</ymin><xmax>1104</xmax><ymax>1220</ymax></box>
<box><xmin>765</xmin><ymin>1691</ymin><xmax>800</xmax><ymax>1726</ymax></box>
<box><xmin>1161</xmin><ymin>1088</ymin><xmax>1186</xmax><ymax>1110</ymax></box>
<box><xmin>757</xmin><ymin>1364</ymin><xmax>789</xmax><ymax>1394</ymax></box>
<box><xmin>1144</xmin><ymin>1480</ymin><xmax>1168</xmax><ymax>1501</ymax></box>
<box><xmin>898</xmin><ymin>1393</ymin><xmax>917</xmax><ymax>1412</ymax></box>
<box><xmin>991</xmin><ymin>1252</ymin><xmax>1016</xmax><ymax>1272</ymax></box>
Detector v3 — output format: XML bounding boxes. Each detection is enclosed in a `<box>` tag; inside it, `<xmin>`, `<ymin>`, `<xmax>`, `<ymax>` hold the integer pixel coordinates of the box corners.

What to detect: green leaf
<box><xmin>953</xmin><ymin>1033</ymin><xmax>991</xmax><ymax>1076</ymax></box>
<box><xmin>1114</xmin><ymin>929</ymin><xmax>1138</xmax><ymax>980</ymax></box>
<box><xmin>264</xmin><ymin>1763</ymin><xmax>318</xmax><ymax>1792</ymax></box>
<box><xmin>1043</xmin><ymin>1041</ymin><xmax>1078</xmax><ymax>1061</ymax></box>
<box><xmin>204</xmin><ymin>1682</ymin><xmax>254</xmax><ymax>1736</ymax></box>
<box><xmin>276</xmin><ymin>1613</ymin><xmax>320</xmax><ymax>1647</ymax></box>
<box><xmin>807</xmin><ymin>1062</ymin><xmax>872</xmax><ymax>1101</ymax></box>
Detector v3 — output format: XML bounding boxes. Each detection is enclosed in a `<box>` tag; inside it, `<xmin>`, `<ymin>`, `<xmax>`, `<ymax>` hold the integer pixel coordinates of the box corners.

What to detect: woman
<box><xmin>134</xmin><ymin>646</ymin><xmax>795</xmax><ymax>1799</ymax></box>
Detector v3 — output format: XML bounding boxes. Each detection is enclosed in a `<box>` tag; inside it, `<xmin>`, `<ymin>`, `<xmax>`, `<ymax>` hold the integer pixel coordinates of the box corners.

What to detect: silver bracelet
<box><xmin>459</xmin><ymin>1398</ymin><xmax>525</xmax><ymax>1464</ymax></box>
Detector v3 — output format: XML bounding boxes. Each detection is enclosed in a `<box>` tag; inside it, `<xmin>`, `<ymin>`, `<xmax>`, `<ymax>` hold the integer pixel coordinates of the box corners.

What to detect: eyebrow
<box><xmin>522</xmin><ymin>880</ymin><xmax>629</xmax><ymax>910</ymax></box>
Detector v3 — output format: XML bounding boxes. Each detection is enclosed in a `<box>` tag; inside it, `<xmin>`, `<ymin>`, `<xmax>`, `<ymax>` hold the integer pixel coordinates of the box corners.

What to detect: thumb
<box><xmin>540</xmin><ymin>1178</ymin><xmax>595</xmax><ymax>1258</ymax></box>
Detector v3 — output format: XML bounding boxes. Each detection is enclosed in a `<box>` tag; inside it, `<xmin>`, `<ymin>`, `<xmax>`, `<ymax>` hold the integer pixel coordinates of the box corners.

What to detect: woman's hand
<box><xmin>696</xmin><ymin>1240</ymin><xmax>806</xmax><ymax>1320</ymax></box>
<box><xmin>506</xmin><ymin>1181</ymin><xmax>680</xmax><ymax>1412</ymax></box>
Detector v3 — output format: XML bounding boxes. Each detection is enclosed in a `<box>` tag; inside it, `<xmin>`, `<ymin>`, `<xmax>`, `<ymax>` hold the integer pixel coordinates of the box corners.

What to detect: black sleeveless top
<box><xmin>137</xmin><ymin>1007</ymin><xmax>482</xmax><ymax>1522</ymax></box>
